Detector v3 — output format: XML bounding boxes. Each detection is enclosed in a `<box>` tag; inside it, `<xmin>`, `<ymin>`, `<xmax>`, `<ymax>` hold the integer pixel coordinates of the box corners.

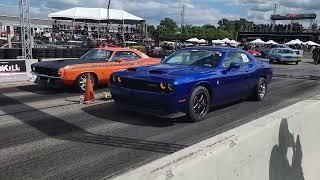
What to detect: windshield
<box><xmin>162</xmin><ymin>50</ymin><xmax>223</xmax><ymax>68</ymax></box>
<box><xmin>80</xmin><ymin>49</ymin><xmax>113</xmax><ymax>60</ymax></box>
<box><xmin>278</xmin><ymin>49</ymin><xmax>294</xmax><ymax>54</ymax></box>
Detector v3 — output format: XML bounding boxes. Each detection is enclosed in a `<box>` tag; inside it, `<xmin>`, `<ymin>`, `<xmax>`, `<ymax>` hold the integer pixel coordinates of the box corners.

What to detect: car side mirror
<box><xmin>228</xmin><ymin>62</ymin><xmax>241</xmax><ymax>70</ymax></box>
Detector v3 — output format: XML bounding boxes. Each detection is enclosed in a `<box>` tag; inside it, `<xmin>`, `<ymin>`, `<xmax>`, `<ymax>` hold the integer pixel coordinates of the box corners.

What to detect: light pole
<box><xmin>107</xmin><ymin>0</ymin><xmax>111</xmax><ymax>32</ymax></box>
<box><xmin>19</xmin><ymin>0</ymin><xmax>33</xmax><ymax>60</ymax></box>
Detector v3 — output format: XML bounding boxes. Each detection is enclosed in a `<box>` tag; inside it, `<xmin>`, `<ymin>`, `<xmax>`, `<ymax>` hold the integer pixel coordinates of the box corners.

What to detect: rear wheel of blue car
<box><xmin>253</xmin><ymin>77</ymin><xmax>267</xmax><ymax>101</ymax></box>
<box><xmin>188</xmin><ymin>86</ymin><xmax>210</xmax><ymax>122</ymax></box>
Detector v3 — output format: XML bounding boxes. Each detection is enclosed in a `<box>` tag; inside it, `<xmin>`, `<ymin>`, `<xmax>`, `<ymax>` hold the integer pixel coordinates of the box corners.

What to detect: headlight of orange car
<box><xmin>58</xmin><ymin>68</ymin><xmax>65</xmax><ymax>77</ymax></box>
<box><xmin>63</xmin><ymin>65</ymin><xmax>71</xmax><ymax>70</ymax></box>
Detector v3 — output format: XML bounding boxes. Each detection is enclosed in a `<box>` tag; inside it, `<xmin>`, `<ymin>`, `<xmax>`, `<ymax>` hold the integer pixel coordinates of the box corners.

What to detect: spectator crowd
<box><xmin>242</xmin><ymin>23</ymin><xmax>320</xmax><ymax>33</ymax></box>
<box><xmin>43</xmin><ymin>22</ymin><xmax>149</xmax><ymax>47</ymax></box>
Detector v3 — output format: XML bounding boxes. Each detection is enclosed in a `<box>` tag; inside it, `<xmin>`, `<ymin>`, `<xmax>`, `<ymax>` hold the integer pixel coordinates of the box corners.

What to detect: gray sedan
<box><xmin>268</xmin><ymin>48</ymin><xmax>302</xmax><ymax>65</ymax></box>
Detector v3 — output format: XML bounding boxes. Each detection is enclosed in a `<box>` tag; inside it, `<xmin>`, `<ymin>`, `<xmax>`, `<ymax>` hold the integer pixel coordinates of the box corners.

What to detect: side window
<box><xmin>272</xmin><ymin>49</ymin><xmax>277</xmax><ymax>54</ymax></box>
<box><xmin>111</xmin><ymin>51</ymin><xmax>141</xmax><ymax>61</ymax></box>
<box><xmin>221</xmin><ymin>52</ymin><xmax>245</xmax><ymax>68</ymax></box>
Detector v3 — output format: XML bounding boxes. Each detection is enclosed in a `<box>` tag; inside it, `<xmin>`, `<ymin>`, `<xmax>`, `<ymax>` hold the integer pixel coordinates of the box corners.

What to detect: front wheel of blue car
<box><xmin>253</xmin><ymin>77</ymin><xmax>267</xmax><ymax>101</ymax></box>
<box><xmin>188</xmin><ymin>86</ymin><xmax>210</xmax><ymax>122</ymax></box>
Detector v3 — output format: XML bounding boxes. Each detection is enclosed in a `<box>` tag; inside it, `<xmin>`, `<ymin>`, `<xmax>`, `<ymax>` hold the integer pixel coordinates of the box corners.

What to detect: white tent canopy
<box><xmin>266</xmin><ymin>40</ymin><xmax>279</xmax><ymax>45</ymax></box>
<box><xmin>250</xmin><ymin>38</ymin><xmax>265</xmax><ymax>44</ymax></box>
<box><xmin>286</xmin><ymin>39</ymin><xmax>304</xmax><ymax>45</ymax></box>
<box><xmin>48</xmin><ymin>7</ymin><xmax>144</xmax><ymax>22</ymax></box>
<box><xmin>212</xmin><ymin>39</ymin><xmax>238</xmax><ymax>45</ymax></box>
<box><xmin>212</xmin><ymin>39</ymin><xmax>223</xmax><ymax>44</ymax></box>
<box><xmin>186</xmin><ymin>38</ymin><xmax>206</xmax><ymax>44</ymax></box>
<box><xmin>198</xmin><ymin>39</ymin><xmax>207</xmax><ymax>44</ymax></box>
<box><xmin>230</xmin><ymin>40</ymin><xmax>239</xmax><ymax>44</ymax></box>
<box><xmin>221</xmin><ymin>38</ymin><xmax>231</xmax><ymax>43</ymax></box>
<box><xmin>303</xmin><ymin>41</ymin><xmax>320</xmax><ymax>46</ymax></box>
<box><xmin>186</xmin><ymin>38</ymin><xmax>200</xmax><ymax>43</ymax></box>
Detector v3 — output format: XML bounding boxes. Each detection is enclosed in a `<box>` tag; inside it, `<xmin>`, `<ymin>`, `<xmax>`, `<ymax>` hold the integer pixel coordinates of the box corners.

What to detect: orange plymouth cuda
<box><xmin>31</xmin><ymin>47</ymin><xmax>160</xmax><ymax>90</ymax></box>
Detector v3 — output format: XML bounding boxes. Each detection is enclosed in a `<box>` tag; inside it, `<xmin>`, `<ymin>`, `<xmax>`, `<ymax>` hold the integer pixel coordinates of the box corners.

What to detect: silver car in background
<box><xmin>268</xmin><ymin>48</ymin><xmax>302</xmax><ymax>65</ymax></box>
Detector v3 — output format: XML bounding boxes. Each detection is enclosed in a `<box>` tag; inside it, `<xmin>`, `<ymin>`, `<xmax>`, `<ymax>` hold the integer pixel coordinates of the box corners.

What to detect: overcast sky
<box><xmin>0</xmin><ymin>0</ymin><xmax>319</xmax><ymax>25</ymax></box>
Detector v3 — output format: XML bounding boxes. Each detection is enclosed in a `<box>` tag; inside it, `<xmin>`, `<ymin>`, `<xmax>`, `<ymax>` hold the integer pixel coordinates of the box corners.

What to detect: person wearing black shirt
<box><xmin>312</xmin><ymin>46</ymin><xmax>320</xmax><ymax>65</ymax></box>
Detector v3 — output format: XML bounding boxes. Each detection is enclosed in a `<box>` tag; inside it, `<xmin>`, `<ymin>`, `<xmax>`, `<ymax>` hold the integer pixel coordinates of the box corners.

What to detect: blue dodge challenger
<box><xmin>109</xmin><ymin>47</ymin><xmax>272</xmax><ymax>122</ymax></box>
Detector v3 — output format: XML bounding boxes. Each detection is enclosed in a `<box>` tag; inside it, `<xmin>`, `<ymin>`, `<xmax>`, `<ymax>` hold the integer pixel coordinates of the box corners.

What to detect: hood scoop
<box><xmin>149</xmin><ymin>70</ymin><xmax>165</xmax><ymax>75</ymax></box>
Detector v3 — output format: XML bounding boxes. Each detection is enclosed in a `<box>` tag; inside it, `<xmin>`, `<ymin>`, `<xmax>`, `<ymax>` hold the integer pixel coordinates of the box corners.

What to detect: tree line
<box><xmin>147</xmin><ymin>17</ymin><xmax>255</xmax><ymax>41</ymax></box>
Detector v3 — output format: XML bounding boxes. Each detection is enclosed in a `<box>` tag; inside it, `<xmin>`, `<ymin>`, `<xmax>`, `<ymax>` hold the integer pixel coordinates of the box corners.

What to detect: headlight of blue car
<box><xmin>160</xmin><ymin>82</ymin><xmax>174</xmax><ymax>91</ymax></box>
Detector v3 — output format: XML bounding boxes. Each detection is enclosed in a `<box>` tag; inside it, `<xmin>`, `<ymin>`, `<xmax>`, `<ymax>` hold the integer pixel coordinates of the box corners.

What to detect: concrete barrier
<box><xmin>0</xmin><ymin>59</ymin><xmax>38</xmax><ymax>83</ymax></box>
<box><xmin>111</xmin><ymin>94</ymin><xmax>320</xmax><ymax>180</ymax></box>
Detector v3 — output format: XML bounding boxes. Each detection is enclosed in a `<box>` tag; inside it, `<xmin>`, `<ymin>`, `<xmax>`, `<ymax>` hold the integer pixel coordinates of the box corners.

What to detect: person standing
<box><xmin>312</xmin><ymin>46</ymin><xmax>320</xmax><ymax>65</ymax></box>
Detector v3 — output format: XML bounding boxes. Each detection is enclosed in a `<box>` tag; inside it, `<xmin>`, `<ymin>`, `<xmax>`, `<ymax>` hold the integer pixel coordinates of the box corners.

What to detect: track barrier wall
<box><xmin>0</xmin><ymin>48</ymin><xmax>90</xmax><ymax>60</ymax></box>
<box><xmin>111</xmin><ymin>94</ymin><xmax>320</xmax><ymax>180</ymax></box>
<box><xmin>0</xmin><ymin>59</ymin><xmax>38</xmax><ymax>83</ymax></box>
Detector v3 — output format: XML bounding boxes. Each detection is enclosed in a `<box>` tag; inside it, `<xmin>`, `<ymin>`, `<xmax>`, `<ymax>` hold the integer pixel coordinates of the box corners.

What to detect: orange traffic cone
<box><xmin>84</xmin><ymin>73</ymin><xmax>95</xmax><ymax>104</ymax></box>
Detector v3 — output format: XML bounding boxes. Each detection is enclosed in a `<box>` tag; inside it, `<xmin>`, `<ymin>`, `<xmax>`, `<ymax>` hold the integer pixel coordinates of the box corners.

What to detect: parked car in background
<box><xmin>109</xmin><ymin>47</ymin><xmax>272</xmax><ymax>122</ymax></box>
<box><xmin>248</xmin><ymin>49</ymin><xmax>262</xmax><ymax>57</ymax></box>
<box><xmin>268</xmin><ymin>48</ymin><xmax>302</xmax><ymax>64</ymax></box>
<box><xmin>257</xmin><ymin>44</ymin><xmax>285</xmax><ymax>58</ymax></box>
<box><xmin>31</xmin><ymin>47</ymin><xmax>160</xmax><ymax>91</ymax></box>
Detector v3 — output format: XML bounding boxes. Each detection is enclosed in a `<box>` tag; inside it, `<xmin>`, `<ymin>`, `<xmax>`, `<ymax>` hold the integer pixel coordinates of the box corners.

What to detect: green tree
<box><xmin>153</xmin><ymin>17</ymin><xmax>254</xmax><ymax>41</ymax></box>
<box><xmin>147</xmin><ymin>25</ymin><xmax>157</xmax><ymax>37</ymax></box>
<box><xmin>157</xmin><ymin>17</ymin><xmax>178</xmax><ymax>37</ymax></box>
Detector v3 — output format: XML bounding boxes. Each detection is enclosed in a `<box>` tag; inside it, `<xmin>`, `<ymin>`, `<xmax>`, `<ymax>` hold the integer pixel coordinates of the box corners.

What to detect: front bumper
<box><xmin>32</xmin><ymin>72</ymin><xmax>64</xmax><ymax>87</ymax></box>
<box><xmin>279</xmin><ymin>58</ymin><xmax>301</xmax><ymax>62</ymax></box>
<box><xmin>31</xmin><ymin>72</ymin><xmax>62</xmax><ymax>79</ymax></box>
<box><xmin>109</xmin><ymin>84</ymin><xmax>188</xmax><ymax>118</ymax></box>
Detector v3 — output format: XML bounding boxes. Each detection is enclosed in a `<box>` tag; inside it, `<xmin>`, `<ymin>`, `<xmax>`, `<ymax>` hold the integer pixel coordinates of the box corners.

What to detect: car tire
<box><xmin>76</xmin><ymin>73</ymin><xmax>96</xmax><ymax>91</ymax></box>
<box><xmin>253</xmin><ymin>77</ymin><xmax>267</xmax><ymax>101</ymax></box>
<box><xmin>187</xmin><ymin>86</ymin><xmax>210</xmax><ymax>122</ymax></box>
<box><xmin>296</xmin><ymin>61</ymin><xmax>299</xmax><ymax>65</ymax></box>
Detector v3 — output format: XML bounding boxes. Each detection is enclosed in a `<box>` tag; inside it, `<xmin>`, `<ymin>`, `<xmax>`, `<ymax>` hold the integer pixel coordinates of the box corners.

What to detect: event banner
<box><xmin>0</xmin><ymin>60</ymin><xmax>26</xmax><ymax>73</ymax></box>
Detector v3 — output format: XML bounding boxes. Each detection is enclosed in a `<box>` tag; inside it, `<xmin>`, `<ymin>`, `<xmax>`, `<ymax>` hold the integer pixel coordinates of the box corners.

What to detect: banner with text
<box><xmin>0</xmin><ymin>60</ymin><xmax>28</xmax><ymax>83</ymax></box>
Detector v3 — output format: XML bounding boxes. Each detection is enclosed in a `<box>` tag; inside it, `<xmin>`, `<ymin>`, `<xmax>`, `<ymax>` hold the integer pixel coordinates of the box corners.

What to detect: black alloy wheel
<box><xmin>253</xmin><ymin>77</ymin><xmax>267</xmax><ymax>101</ymax></box>
<box><xmin>188</xmin><ymin>86</ymin><xmax>210</xmax><ymax>122</ymax></box>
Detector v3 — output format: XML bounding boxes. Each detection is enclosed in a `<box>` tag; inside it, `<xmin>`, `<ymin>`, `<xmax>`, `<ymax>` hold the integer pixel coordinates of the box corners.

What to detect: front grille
<box><xmin>120</xmin><ymin>78</ymin><xmax>162</xmax><ymax>93</ymax></box>
<box><xmin>114</xmin><ymin>94</ymin><xmax>164</xmax><ymax>110</ymax></box>
<box><xmin>34</xmin><ymin>67</ymin><xmax>59</xmax><ymax>77</ymax></box>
